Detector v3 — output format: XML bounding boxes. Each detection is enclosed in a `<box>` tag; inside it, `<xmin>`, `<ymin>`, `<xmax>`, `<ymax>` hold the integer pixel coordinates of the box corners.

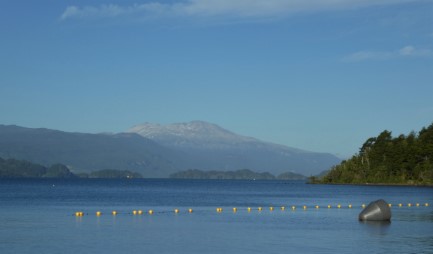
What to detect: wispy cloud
<box><xmin>342</xmin><ymin>46</ymin><xmax>433</xmax><ymax>62</ymax></box>
<box><xmin>60</xmin><ymin>0</ymin><xmax>422</xmax><ymax>21</ymax></box>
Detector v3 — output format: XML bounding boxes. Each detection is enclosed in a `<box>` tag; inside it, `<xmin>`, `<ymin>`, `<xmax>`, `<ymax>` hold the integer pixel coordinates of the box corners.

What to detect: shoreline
<box><xmin>309</xmin><ymin>181</ymin><xmax>433</xmax><ymax>187</ymax></box>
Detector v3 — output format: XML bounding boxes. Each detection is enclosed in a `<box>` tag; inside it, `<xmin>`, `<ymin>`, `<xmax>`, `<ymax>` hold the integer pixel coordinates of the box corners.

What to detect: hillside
<box><xmin>0</xmin><ymin>125</ymin><xmax>183</xmax><ymax>178</ymax></box>
<box><xmin>170</xmin><ymin>169</ymin><xmax>307</xmax><ymax>180</ymax></box>
<box><xmin>317</xmin><ymin>123</ymin><xmax>433</xmax><ymax>185</ymax></box>
<box><xmin>0</xmin><ymin>122</ymin><xmax>341</xmax><ymax>177</ymax></box>
<box><xmin>129</xmin><ymin>121</ymin><xmax>341</xmax><ymax>176</ymax></box>
<box><xmin>0</xmin><ymin>157</ymin><xmax>76</xmax><ymax>178</ymax></box>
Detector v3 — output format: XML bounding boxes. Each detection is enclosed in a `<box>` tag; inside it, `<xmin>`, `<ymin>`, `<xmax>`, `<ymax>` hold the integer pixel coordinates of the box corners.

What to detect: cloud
<box><xmin>60</xmin><ymin>0</ymin><xmax>422</xmax><ymax>21</ymax></box>
<box><xmin>342</xmin><ymin>46</ymin><xmax>433</xmax><ymax>62</ymax></box>
<box><xmin>60</xmin><ymin>4</ymin><xmax>169</xmax><ymax>20</ymax></box>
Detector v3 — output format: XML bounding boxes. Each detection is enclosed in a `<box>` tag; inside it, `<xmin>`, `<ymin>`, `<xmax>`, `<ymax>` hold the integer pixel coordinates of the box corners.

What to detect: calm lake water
<box><xmin>0</xmin><ymin>179</ymin><xmax>432</xmax><ymax>254</ymax></box>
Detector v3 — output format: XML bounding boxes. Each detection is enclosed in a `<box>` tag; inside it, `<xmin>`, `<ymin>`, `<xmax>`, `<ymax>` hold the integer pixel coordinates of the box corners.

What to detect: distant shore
<box><xmin>309</xmin><ymin>181</ymin><xmax>433</xmax><ymax>187</ymax></box>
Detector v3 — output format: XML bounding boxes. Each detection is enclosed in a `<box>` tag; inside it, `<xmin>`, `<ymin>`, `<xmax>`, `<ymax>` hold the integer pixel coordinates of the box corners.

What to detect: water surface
<box><xmin>0</xmin><ymin>179</ymin><xmax>432</xmax><ymax>253</ymax></box>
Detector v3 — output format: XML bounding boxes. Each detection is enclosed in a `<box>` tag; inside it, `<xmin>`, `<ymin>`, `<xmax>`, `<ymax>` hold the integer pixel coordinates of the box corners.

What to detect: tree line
<box><xmin>316</xmin><ymin>123</ymin><xmax>433</xmax><ymax>185</ymax></box>
<box><xmin>170</xmin><ymin>169</ymin><xmax>307</xmax><ymax>180</ymax></box>
<box><xmin>0</xmin><ymin>157</ymin><xmax>142</xmax><ymax>179</ymax></box>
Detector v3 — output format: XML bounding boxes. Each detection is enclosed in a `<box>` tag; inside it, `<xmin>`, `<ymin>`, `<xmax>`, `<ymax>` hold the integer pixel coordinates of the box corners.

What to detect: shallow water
<box><xmin>0</xmin><ymin>179</ymin><xmax>432</xmax><ymax>253</ymax></box>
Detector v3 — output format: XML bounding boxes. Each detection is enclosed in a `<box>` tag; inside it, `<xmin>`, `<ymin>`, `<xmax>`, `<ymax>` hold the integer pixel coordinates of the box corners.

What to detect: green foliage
<box><xmin>0</xmin><ymin>157</ymin><xmax>75</xmax><ymax>178</ymax></box>
<box><xmin>45</xmin><ymin>164</ymin><xmax>76</xmax><ymax>178</ymax></box>
<box><xmin>0</xmin><ymin>157</ymin><xmax>143</xmax><ymax>179</ymax></box>
<box><xmin>321</xmin><ymin>123</ymin><xmax>433</xmax><ymax>185</ymax></box>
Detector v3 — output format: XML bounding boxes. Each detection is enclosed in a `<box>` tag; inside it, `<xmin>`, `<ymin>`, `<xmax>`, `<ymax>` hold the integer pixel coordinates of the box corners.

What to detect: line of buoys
<box><xmin>75</xmin><ymin>211</ymin><xmax>84</xmax><ymax>217</ymax></box>
<box><xmin>74</xmin><ymin>202</ymin><xmax>430</xmax><ymax>217</ymax></box>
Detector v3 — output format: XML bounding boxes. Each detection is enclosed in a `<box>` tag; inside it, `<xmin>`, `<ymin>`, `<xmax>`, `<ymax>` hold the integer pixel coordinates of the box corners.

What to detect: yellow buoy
<box><xmin>416</xmin><ymin>203</ymin><xmax>420</xmax><ymax>207</ymax></box>
<box><xmin>327</xmin><ymin>205</ymin><xmax>331</xmax><ymax>209</ymax></box>
<box><xmin>233</xmin><ymin>207</ymin><xmax>237</xmax><ymax>213</ymax></box>
<box><xmin>258</xmin><ymin>207</ymin><xmax>263</xmax><ymax>212</ymax></box>
<box><xmin>138</xmin><ymin>210</ymin><xmax>143</xmax><ymax>215</ymax></box>
<box><xmin>148</xmin><ymin>210</ymin><xmax>154</xmax><ymax>215</ymax></box>
<box><xmin>75</xmin><ymin>211</ymin><xmax>82</xmax><ymax>217</ymax></box>
<box><xmin>188</xmin><ymin>208</ymin><xmax>193</xmax><ymax>213</ymax></box>
<box><xmin>132</xmin><ymin>210</ymin><xmax>137</xmax><ymax>215</ymax></box>
<box><xmin>216</xmin><ymin>208</ymin><xmax>223</xmax><ymax>213</ymax></box>
<box><xmin>269</xmin><ymin>207</ymin><xmax>274</xmax><ymax>211</ymax></box>
<box><xmin>112</xmin><ymin>210</ymin><xmax>117</xmax><ymax>216</ymax></box>
<box><xmin>388</xmin><ymin>203</ymin><xmax>392</xmax><ymax>207</ymax></box>
<box><xmin>96</xmin><ymin>211</ymin><xmax>102</xmax><ymax>216</ymax></box>
<box><xmin>247</xmin><ymin>207</ymin><xmax>252</xmax><ymax>212</ymax></box>
<box><xmin>303</xmin><ymin>205</ymin><xmax>307</xmax><ymax>210</ymax></box>
<box><xmin>281</xmin><ymin>206</ymin><xmax>285</xmax><ymax>211</ymax></box>
<box><xmin>315</xmin><ymin>205</ymin><xmax>319</xmax><ymax>209</ymax></box>
<box><xmin>348</xmin><ymin>204</ymin><xmax>352</xmax><ymax>209</ymax></box>
<box><xmin>425</xmin><ymin>203</ymin><xmax>430</xmax><ymax>207</ymax></box>
<box><xmin>398</xmin><ymin>203</ymin><xmax>403</xmax><ymax>207</ymax></box>
<box><xmin>291</xmin><ymin>206</ymin><xmax>296</xmax><ymax>210</ymax></box>
<box><xmin>174</xmin><ymin>209</ymin><xmax>179</xmax><ymax>214</ymax></box>
<box><xmin>337</xmin><ymin>204</ymin><xmax>341</xmax><ymax>209</ymax></box>
<box><xmin>407</xmin><ymin>203</ymin><xmax>412</xmax><ymax>207</ymax></box>
<box><xmin>362</xmin><ymin>204</ymin><xmax>366</xmax><ymax>208</ymax></box>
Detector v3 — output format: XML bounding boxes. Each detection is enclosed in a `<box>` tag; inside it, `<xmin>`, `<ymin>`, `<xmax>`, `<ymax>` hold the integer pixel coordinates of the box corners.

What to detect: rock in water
<box><xmin>359</xmin><ymin>199</ymin><xmax>391</xmax><ymax>221</ymax></box>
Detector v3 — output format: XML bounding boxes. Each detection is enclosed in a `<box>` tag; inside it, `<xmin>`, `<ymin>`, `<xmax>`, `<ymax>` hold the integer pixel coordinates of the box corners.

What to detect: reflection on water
<box><xmin>397</xmin><ymin>210</ymin><xmax>433</xmax><ymax>222</ymax></box>
<box><xmin>359</xmin><ymin>220</ymin><xmax>391</xmax><ymax>236</ymax></box>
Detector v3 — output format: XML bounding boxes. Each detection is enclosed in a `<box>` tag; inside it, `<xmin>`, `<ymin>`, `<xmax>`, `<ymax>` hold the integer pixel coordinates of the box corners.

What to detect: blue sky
<box><xmin>1</xmin><ymin>0</ymin><xmax>432</xmax><ymax>157</ymax></box>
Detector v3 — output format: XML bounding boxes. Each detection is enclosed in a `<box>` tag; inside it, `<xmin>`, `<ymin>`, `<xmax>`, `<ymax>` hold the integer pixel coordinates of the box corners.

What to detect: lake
<box><xmin>0</xmin><ymin>179</ymin><xmax>432</xmax><ymax>253</ymax></box>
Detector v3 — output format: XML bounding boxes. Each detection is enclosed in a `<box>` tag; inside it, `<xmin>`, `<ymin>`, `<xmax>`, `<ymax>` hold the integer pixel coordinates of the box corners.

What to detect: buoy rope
<box><xmin>74</xmin><ymin>202</ymin><xmax>430</xmax><ymax>216</ymax></box>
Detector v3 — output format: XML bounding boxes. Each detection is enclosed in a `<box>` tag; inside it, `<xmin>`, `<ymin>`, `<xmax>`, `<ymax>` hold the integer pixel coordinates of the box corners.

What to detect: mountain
<box><xmin>0</xmin><ymin>122</ymin><xmax>341</xmax><ymax>177</ymax></box>
<box><xmin>128</xmin><ymin>121</ymin><xmax>341</xmax><ymax>176</ymax></box>
<box><xmin>0</xmin><ymin>125</ymin><xmax>184</xmax><ymax>178</ymax></box>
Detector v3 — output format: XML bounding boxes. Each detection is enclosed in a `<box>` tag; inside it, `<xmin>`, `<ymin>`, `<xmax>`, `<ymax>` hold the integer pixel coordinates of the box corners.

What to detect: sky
<box><xmin>1</xmin><ymin>0</ymin><xmax>432</xmax><ymax>158</ymax></box>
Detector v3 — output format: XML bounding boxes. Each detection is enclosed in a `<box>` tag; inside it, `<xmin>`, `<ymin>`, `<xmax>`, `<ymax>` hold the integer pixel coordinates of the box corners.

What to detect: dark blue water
<box><xmin>0</xmin><ymin>179</ymin><xmax>432</xmax><ymax>253</ymax></box>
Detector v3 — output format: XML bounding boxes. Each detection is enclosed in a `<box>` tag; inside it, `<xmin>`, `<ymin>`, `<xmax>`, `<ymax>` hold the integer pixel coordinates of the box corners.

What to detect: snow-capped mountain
<box><xmin>128</xmin><ymin>121</ymin><xmax>341</xmax><ymax>176</ymax></box>
<box><xmin>129</xmin><ymin>121</ymin><xmax>257</xmax><ymax>148</ymax></box>
<box><xmin>0</xmin><ymin>122</ymin><xmax>341</xmax><ymax>177</ymax></box>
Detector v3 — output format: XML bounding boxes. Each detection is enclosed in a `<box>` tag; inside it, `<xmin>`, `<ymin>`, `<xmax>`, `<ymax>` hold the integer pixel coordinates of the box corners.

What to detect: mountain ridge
<box><xmin>0</xmin><ymin>121</ymin><xmax>341</xmax><ymax>177</ymax></box>
<box><xmin>0</xmin><ymin>124</ymin><xmax>183</xmax><ymax>178</ymax></box>
<box><xmin>128</xmin><ymin>121</ymin><xmax>341</xmax><ymax>175</ymax></box>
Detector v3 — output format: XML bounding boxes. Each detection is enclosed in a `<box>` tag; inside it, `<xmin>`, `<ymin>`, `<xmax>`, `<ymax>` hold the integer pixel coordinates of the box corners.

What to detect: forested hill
<box><xmin>0</xmin><ymin>157</ymin><xmax>142</xmax><ymax>179</ymax></box>
<box><xmin>317</xmin><ymin>123</ymin><xmax>433</xmax><ymax>185</ymax></box>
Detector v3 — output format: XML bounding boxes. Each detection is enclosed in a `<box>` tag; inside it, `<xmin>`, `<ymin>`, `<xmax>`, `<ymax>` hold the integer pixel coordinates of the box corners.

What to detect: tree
<box><xmin>319</xmin><ymin>123</ymin><xmax>433</xmax><ymax>185</ymax></box>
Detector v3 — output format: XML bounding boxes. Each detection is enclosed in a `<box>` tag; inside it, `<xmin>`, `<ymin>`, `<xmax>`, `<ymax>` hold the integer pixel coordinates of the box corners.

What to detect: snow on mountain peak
<box><xmin>128</xmin><ymin>121</ymin><xmax>257</xmax><ymax>146</ymax></box>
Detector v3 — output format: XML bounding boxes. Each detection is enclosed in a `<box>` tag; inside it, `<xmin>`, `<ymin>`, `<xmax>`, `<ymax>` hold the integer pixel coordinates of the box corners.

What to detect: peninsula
<box><xmin>313</xmin><ymin>123</ymin><xmax>433</xmax><ymax>186</ymax></box>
